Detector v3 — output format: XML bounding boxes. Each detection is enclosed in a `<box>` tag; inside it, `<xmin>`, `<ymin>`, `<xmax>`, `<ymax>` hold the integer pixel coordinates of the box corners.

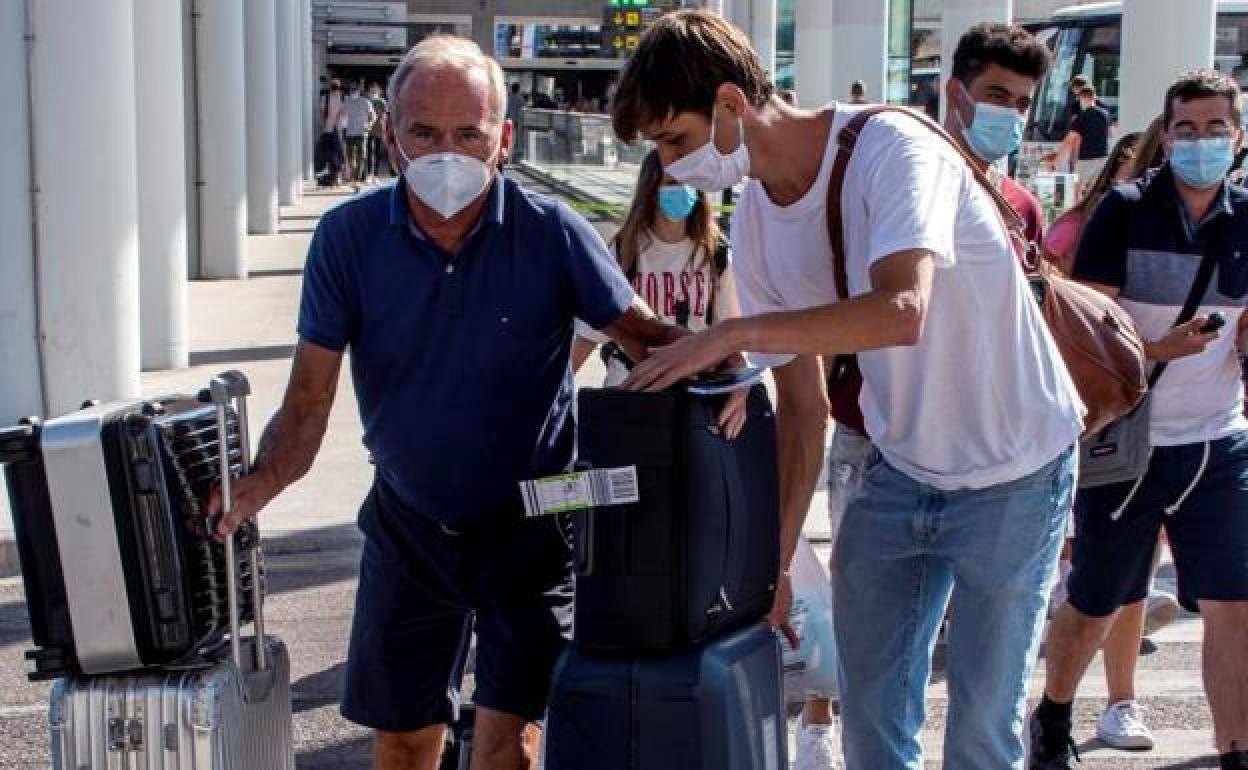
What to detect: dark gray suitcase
<box><xmin>46</xmin><ymin>373</ymin><xmax>295</xmax><ymax>770</ymax></box>
<box><xmin>573</xmin><ymin>384</ymin><xmax>780</xmax><ymax>652</ymax></box>
<box><xmin>0</xmin><ymin>383</ymin><xmax>260</xmax><ymax>680</ymax></box>
<box><xmin>545</xmin><ymin>624</ymin><xmax>788</xmax><ymax>770</ymax></box>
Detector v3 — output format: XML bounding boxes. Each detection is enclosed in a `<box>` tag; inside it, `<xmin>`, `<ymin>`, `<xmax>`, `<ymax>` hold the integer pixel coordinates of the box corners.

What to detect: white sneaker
<box><xmin>1096</xmin><ymin>700</ymin><xmax>1155</xmax><ymax>750</ymax></box>
<box><xmin>1143</xmin><ymin>590</ymin><xmax>1180</xmax><ymax>636</ymax></box>
<box><xmin>795</xmin><ymin>723</ymin><xmax>838</xmax><ymax>770</ymax></box>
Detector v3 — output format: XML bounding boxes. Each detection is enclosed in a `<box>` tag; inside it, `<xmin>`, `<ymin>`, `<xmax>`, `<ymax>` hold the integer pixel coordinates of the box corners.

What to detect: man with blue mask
<box><xmin>613</xmin><ymin>15</ymin><xmax>1084</xmax><ymax>770</ymax></box>
<box><xmin>203</xmin><ymin>35</ymin><xmax>693</xmax><ymax>770</ymax></box>
<box><xmin>944</xmin><ymin>23</ymin><xmax>1048</xmax><ymax>245</ymax></box>
<box><xmin>1033</xmin><ymin>69</ymin><xmax>1248</xmax><ymax>770</ymax></box>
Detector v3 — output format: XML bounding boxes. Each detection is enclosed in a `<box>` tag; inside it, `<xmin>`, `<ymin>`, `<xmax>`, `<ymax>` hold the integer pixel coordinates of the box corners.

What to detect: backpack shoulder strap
<box><xmin>711</xmin><ymin>236</ymin><xmax>730</xmax><ymax>276</ymax></box>
<box><xmin>825</xmin><ymin>106</ymin><xmax>1027</xmax><ymax>300</ymax></box>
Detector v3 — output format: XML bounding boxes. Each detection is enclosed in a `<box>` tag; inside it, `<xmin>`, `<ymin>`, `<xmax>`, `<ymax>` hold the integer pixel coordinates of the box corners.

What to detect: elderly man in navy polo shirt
<box><xmin>204</xmin><ymin>35</ymin><xmax>699</xmax><ymax>770</ymax></box>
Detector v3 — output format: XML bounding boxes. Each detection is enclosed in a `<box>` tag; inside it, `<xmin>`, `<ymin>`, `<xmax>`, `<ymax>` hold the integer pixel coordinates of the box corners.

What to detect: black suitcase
<box><xmin>0</xmin><ymin>372</ymin><xmax>260</xmax><ymax>679</ymax></box>
<box><xmin>572</xmin><ymin>384</ymin><xmax>780</xmax><ymax>652</ymax></box>
<box><xmin>545</xmin><ymin>623</ymin><xmax>788</xmax><ymax>770</ymax></box>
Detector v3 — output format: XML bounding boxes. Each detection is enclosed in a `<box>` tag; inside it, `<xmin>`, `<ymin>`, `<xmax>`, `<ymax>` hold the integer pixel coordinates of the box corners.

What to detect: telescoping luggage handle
<box><xmin>208</xmin><ymin>371</ymin><xmax>268</xmax><ymax>674</ymax></box>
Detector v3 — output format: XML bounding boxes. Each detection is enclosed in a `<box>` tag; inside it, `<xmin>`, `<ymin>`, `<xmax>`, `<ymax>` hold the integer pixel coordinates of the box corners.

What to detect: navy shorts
<box><xmin>1068</xmin><ymin>431</ymin><xmax>1248</xmax><ymax>617</ymax></box>
<box><xmin>341</xmin><ymin>478</ymin><xmax>573</xmax><ymax>732</ymax></box>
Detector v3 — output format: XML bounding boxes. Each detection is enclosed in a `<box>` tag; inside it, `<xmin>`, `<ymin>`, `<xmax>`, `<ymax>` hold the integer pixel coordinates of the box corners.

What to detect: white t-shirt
<box><xmin>578</xmin><ymin>233</ymin><xmax>733</xmax><ymax>386</ymax></box>
<box><xmin>733</xmin><ymin>104</ymin><xmax>1085</xmax><ymax>490</ymax></box>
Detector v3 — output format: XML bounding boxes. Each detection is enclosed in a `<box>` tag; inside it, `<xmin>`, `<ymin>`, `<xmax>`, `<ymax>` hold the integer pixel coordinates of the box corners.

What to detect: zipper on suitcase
<box><xmin>674</xmin><ymin>396</ymin><xmax>692</xmax><ymax>646</ymax></box>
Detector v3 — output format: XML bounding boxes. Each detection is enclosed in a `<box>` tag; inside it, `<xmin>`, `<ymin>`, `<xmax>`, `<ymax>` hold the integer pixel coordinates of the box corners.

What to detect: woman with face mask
<box><xmin>1043</xmin><ymin>131</ymin><xmax>1143</xmax><ymax>276</ymax></box>
<box><xmin>572</xmin><ymin>150</ymin><xmax>740</xmax><ymax>387</ymax></box>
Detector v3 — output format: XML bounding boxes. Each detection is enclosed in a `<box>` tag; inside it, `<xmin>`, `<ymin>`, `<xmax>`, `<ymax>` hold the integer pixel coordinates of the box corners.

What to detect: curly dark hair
<box><xmin>1164</xmin><ymin>69</ymin><xmax>1242</xmax><ymax>129</ymax></box>
<box><xmin>952</xmin><ymin>22</ymin><xmax>1051</xmax><ymax>84</ymax></box>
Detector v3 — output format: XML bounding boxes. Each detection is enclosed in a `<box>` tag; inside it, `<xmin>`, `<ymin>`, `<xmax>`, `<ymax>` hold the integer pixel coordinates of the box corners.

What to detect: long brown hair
<box><xmin>1071</xmin><ymin>131</ymin><xmax>1142</xmax><ymax>222</ymax></box>
<box><xmin>613</xmin><ymin>149</ymin><xmax>722</xmax><ymax>277</ymax></box>
<box><xmin>1127</xmin><ymin>115</ymin><xmax>1168</xmax><ymax>181</ymax></box>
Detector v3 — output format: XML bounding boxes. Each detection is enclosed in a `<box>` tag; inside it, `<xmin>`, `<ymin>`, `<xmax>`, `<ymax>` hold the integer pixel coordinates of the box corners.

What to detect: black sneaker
<box><xmin>1221</xmin><ymin>747</ymin><xmax>1248</xmax><ymax>770</ymax></box>
<box><xmin>1028</xmin><ymin>710</ymin><xmax>1080</xmax><ymax>770</ymax></box>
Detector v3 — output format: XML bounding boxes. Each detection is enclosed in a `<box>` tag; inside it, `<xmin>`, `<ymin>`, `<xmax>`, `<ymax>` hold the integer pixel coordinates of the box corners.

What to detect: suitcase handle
<box><xmin>208</xmin><ymin>373</ymin><xmax>268</xmax><ymax>674</ymax></box>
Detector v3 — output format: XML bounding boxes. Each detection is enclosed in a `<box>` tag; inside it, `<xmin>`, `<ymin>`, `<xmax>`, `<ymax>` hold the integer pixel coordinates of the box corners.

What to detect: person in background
<box><xmin>1044</xmin><ymin>132</ymin><xmax>1141</xmax><ymax>275</ymax></box>
<box><xmin>849</xmin><ymin>80</ymin><xmax>867</xmax><ymax>104</ymax></box>
<box><xmin>366</xmin><ymin>83</ymin><xmax>389</xmax><ymax>183</ymax></box>
<box><xmin>1031</xmin><ymin>68</ymin><xmax>1248</xmax><ymax>770</ymax></box>
<box><xmin>944</xmin><ymin>23</ymin><xmax>1048</xmax><ymax>244</ymax></box>
<box><xmin>343</xmin><ymin>81</ymin><xmax>378</xmax><ymax>189</ymax></box>
<box><xmin>507</xmin><ymin>83</ymin><xmax>524</xmax><ymax>132</ymax></box>
<box><xmin>1042</xmin><ymin>129</ymin><xmax>1186</xmax><ymax>752</ymax></box>
<box><xmin>318</xmin><ymin>78</ymin><xmax>347</xmax><ymax>187</ymax></box>
<box><xmin>1057</xmin><ymin>86</ymin><xmax>1114</xmax><ymax>192</ymax></box>
<box><xmin>572</xmin><ymin>150</ymin><xmax>743</xmax><ymax>429</ymax></box>
<box><xmin>1128</xmin><ymin>114</ymin><xmax>1169</xmax><ymax>180</ymax></box>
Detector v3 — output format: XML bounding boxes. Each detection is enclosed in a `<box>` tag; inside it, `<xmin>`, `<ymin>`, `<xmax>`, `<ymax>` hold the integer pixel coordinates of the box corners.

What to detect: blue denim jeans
<box><xmin>832</xmin><ymin>446</ymin><xmax>1076</xmax><ymax>770</ymax></box>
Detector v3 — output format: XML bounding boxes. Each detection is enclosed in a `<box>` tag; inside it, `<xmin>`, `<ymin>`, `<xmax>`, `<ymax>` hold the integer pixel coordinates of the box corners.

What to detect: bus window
<box><xmin>1216</xmin><ymin>13</ymin><xmax>1248</xmax><ymax>88</ymax></box>
<box><xmin>1029</xmin><ymin>26</ymin><xmax>1083</xmax><ymax>141</ymax></box>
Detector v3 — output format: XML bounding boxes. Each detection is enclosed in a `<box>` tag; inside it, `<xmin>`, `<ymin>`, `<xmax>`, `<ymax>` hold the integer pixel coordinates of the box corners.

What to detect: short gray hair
<box><xmin>387</xmin><ymin>35</ymin><xmax>508</xmax><ymax>126</ymax></box>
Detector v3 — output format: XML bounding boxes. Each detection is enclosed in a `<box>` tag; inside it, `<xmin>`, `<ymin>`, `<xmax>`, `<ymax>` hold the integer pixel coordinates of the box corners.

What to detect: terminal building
<box><xmin>0</xmin><ymin>0</ymin><xmax>1236</xmax><ymax>423</ymax></box>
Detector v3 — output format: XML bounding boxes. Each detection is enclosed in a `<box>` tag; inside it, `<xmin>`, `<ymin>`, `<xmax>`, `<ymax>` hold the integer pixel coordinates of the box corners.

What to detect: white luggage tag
<box><xmin>519</xmin><ymin>466</ymin><xmax>639</xmax><ymax>517</ymax></box>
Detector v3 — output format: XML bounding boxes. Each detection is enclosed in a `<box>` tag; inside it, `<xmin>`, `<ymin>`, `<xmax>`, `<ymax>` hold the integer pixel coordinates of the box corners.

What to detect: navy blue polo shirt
<box><xmin>297</xmin><ymin>175</ymin><xmax>634</xmax><ymax>532</ymax></box>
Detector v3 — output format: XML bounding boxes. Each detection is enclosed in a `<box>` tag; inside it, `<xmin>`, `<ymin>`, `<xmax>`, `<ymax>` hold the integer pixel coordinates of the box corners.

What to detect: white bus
<box><xmin>1020</xmin><ymin>1</ymin><xmax>1248</xmax><ymax>178</ymax></box>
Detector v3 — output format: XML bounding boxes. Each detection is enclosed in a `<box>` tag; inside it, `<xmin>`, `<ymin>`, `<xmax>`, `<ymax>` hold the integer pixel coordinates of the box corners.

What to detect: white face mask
<box><xmin>664</xmin><ymin>106</ymin><xmax>750</xmax><ymax>192</ymax></box>
<box><xmin>395</xmin><ymin>143</ymin><xmax>493</xmax><ymax>220</ymax></box>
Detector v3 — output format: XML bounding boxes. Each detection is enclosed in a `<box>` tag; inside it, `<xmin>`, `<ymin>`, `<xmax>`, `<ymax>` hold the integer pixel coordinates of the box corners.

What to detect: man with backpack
<box><xmin>1030</xmin><ymin>69</ymin><xmax>1248</xmax><ymax>770</ymax></box>
<box><xmin>612</xmin><ymin>13</ymin><xmax>1084</xmax><ymax>770</ymax></box>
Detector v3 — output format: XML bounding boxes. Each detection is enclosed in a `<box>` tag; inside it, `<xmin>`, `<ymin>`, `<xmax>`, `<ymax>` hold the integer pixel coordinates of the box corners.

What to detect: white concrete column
<box><xmin>705</xmin><ymin>0</ymin><xmax>725</xmax><ymax>14</ymax></box>
<box><xmin>134</xmin><ymin>0</ymin><xmax>190</xmax><ymax>370</ymax></box>
<box><xmin>749</xmin><ymin>0</ymin><xmax>777</xmax><ymax>81</ymax></box>
<box><xmin>940</xmin><ymin>0</ymin><xmax>1012</xmax><ymax>119</ymax></box>
<box><xmin>29</xmin><ymin>0</ymin><xmax>142</xmax><ymax>414</ymax></box>
<box><xmin>182</xmin><ymin>0</ymin><xmax>201</xmax><ymax>280</ymax></box>
<box><xmin>795</xmin><ymin>0</ymin><xmax>836</xmax><ymax>107</ymax></box>
<box><xmin>304</xmin><ymin>0</ymin><xmax>319</xmax><ymax>181</ymax></box>
<box><xmin>245</xmin><ymin>0</ymin><xmax>280</xmax><ymax>235</ymax></box>
<box><xmin>194</xmin><ymin>0</ymin><xmax>248</xmax><ymax>278</ymax></box>
<box><xmin>1120</xmin><ymin>0</ymin><xmax>1216</xmax><ymax>135</ymax></box>
<box><xmin>277</xmin><ymin>0</ymin><xmax>303</xmax><ymax>205</ymax></box>
<box><xmin>831</xmin><ymin>0</ymin><xmax>890</xmax><ymax>103</ymax></box>
<box><xmin>0</xmin><ymin>1</ymin><xmax>42</xmax><ymax>422</ymax></box>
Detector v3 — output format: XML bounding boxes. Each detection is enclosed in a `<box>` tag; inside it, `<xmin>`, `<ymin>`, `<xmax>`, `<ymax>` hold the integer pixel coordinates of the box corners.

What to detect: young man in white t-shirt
<box><xmin>611</xmin><ymin>12</ymin><xmax>1084</xmax><ymax>770</ymax></box>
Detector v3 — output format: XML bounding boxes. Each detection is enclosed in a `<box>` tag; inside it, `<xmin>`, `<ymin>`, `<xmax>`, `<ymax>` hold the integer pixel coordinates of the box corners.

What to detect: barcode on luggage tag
<box><xmin>519</xmin><ymin>466</ymin><xmax>640</xmax><ymax>517</ymax></box>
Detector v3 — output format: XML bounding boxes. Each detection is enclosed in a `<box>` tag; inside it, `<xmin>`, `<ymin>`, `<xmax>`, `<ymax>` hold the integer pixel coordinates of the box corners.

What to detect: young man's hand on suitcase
<box><xmin>607</xmin><ymin>301</ymin><xmax>750</xmax><ymax>439</ymax></box>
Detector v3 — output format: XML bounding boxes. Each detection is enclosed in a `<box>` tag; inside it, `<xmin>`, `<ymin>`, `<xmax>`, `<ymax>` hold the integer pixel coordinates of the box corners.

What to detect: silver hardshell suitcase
<box><xmin>47</xmin><ymin>373</ymin><xmax>295</xmax><ymax>770</ymax></box>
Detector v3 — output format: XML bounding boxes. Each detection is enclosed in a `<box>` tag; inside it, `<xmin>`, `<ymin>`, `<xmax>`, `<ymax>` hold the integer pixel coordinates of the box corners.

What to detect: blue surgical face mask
<box><xmin>658</xmin><ymin>184</ymin><xmax>698</xmax><ymax>221</ymax></box>
<box><xmin>1169</xmin><ymin>137</ymin><xmax>1235</xmax><ymax>189</ymax></box>
<box><xmin>956</xmin><ymin>84</ymin><xmax>1025</xmax><ymax>162</ymax></box>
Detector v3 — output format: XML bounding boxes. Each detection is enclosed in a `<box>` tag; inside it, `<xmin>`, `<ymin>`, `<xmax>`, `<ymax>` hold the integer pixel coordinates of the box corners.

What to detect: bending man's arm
<box><xmin>766</xmin><ymin>354</ymin><xmax>830</xmax><ymax>644</ymax></box>
<box><xmin>623</xmin><ymin>249</ymin><xmax>935</xmax><ymax>393</ymax></box>
<box><xmin>206</xmin><ymin>339</ymin><xmax>343</xmax><ymax>536</ymax></box>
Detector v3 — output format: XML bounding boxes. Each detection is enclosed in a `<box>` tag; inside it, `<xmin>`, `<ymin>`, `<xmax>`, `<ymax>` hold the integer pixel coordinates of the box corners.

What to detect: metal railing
<box><xmin>514</xmin><ymin>107</ymin><xmax>651</xmax><ymax>168</ymax></box>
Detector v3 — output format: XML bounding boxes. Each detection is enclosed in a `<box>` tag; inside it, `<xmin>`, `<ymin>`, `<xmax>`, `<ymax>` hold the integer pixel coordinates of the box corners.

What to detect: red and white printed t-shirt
<box><xmin>577</xmin><ymin>233</ymin><xmax>734</xmax><ymax>385</ymax></box>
